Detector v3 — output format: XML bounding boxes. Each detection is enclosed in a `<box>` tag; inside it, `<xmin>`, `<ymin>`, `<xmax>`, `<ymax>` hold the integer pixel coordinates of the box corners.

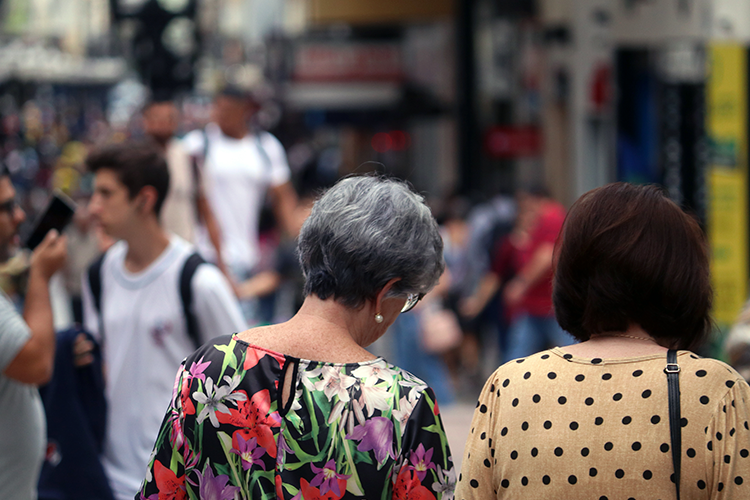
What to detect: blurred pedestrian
<box><xmin>141</xmin><ymin>97</ymin><xmax>227</xmax><ymax>277</ymax></box>
<box><xmin>183</xmin><ymin>86</ymin><xmax>299</xmax><ymax>325</ymax></box>
<box><xmin>500</xmin><ymin>185</ymin><xmax>573</xmax><ymax>361</ymax></box>
<box><xmin>0</xmin><ymin>166</ymin><xmax>67</xmax><ymax>500</ymax></box>
<box><xmin>61</xmin><ymin>195</ymin><xmax>104</xmax><ymax>324</ymax></box>
<box><xmin>461</xmin><ymin>185</ymin><xmax>573</xmax><ymax>363</ymax></box>
<box><xmin>81</xmin><ymin>142</ymin><xmax>246</xmax><ymax>500</ymax></box>
<box><xmin>137</xmin><ymin>175</ymin><xmax>454</xmax><ymax>499</ymax></box>
<box><xmin>460</xmin><ymin>200</ymin><xmax>535</xmax><ymax>345</ymax></box>
<box><xmin>482</xmin><ymin>185</ymin><xmax>575</xmax><ymax>361</ymax></box>
<box><xmin>457</xmin><ymin>182</ymin><xmax>750</xmax><ymax>499</ymax></box>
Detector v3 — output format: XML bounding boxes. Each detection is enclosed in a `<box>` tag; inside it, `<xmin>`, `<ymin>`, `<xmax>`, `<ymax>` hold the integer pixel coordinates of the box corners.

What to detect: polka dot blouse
<box><xmin>455</xmin><ymin>348</ymin><xmax>750</xmax><ymax>499</ymax></box>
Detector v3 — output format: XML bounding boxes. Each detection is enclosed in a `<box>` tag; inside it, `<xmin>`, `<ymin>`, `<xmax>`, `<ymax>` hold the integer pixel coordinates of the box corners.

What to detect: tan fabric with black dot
<box><xmin>456</xmin><ymin>349</ymin><xmax>750</xmax><ymax>500</ymax></box>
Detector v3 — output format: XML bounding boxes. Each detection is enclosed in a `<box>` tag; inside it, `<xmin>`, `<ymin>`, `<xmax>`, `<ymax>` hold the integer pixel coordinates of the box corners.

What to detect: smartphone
<box><xmin>24</xmin><ymin>190</ymin><xmax>77</xmax><ymax>251</ymax></box>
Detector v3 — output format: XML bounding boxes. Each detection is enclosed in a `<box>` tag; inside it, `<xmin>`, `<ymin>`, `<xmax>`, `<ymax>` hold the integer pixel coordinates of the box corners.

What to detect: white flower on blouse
<box><xmin>328</xmin><ymin>398</ymin><xmax>367</xmax><ymax>433</ymax></box>
<box><xmin>359</xmin><ymin>377</ymin><xmax>393</xmax><ymax>417</ymax></box>
<box><xmin>351</xmin><ymin>362</ymin><xmax>399</xmax><ymax>384</ymax></box>
<box><xmin>328</xmin><ymin>400</ymin><xmax>347</xmax><ymax>426</ymax></box>
<box><xmin>194</xmin><ymin>374</ymin><xmax>247</xmax><ymax>428</ymax></box>
<box><xmin>432</xmin><ymin>464</ymin><xmax>456</xmax><ymax>500</ymax></box>
<box><xmin>290</xmin><ymin>394</ymin><xmax>302</xmax><ymax>412</ymax></box>
<box><xmin>392</xmin><ymin>396</ymin><xmax>415</xmax><ymax>431</ymax></box>
<box><xmin>300</xmin><ymin>361</ymin><xmax>322</xmax><ymax>392</ymax></box>
<box><xmin>144</xmin><ymin>447</ymin><xmax>158</xmax><ymax>483</ymax></box>
<box><xmin>399</xmin><ymin>373</ymin><xmax>428</xmax><ymax>403</ymax></box>
<box><xmin>315</xmin><ymin>366</ymin><xmax>356</xmax><ymax>402</ymax></box>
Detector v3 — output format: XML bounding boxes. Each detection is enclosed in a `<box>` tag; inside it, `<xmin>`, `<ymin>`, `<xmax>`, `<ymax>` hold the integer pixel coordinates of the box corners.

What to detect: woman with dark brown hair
<box><xmin>456</xmin><ymin>183</ymin><xmax>750</xmax><ymax>499</ymax></box>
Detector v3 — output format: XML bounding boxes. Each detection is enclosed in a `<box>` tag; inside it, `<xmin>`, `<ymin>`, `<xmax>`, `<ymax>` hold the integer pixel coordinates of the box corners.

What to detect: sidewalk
<box><xmin>439</xmin><ymin>402</ymin><xmax>475</xmax><ymax>471</ymax></box>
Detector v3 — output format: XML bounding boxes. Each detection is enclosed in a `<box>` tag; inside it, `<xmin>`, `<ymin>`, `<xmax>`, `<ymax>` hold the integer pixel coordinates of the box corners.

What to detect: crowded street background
<box><xmin>2</xmin><ymin>1</ymin><xmax>750</xmax><ymax>500</ymax></box>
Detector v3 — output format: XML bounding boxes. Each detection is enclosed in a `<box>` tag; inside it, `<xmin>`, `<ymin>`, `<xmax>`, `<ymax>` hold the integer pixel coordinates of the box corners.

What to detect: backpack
<box><xmin>87</xmin><ymin>251</ymin><xmax>206</xmax><ymax>350</ymax></box>
<box><xmin>37</xmin><ymin>326</ymin><xmax>114</xmax><ymax>500</ymax></box>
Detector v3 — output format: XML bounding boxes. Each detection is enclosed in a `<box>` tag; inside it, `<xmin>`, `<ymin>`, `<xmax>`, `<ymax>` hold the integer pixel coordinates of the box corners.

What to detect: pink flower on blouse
<box><xmin>310</xmin><ymin>459</ymin><xmax>351</xmax><ymax>496</ymax></box>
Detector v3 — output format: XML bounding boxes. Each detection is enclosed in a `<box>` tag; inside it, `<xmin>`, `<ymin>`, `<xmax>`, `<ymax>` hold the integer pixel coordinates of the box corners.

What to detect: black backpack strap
<box><xmin>202</xmin><ymin>127</ymin><xmax>210</xmax><ymax>162</ymax></box>
<box><xmin>180</xmin><ymin>252</ymin><xmax>206</xmax><ymax>350</ymax></box>
<box><xmin>665</xmin><ymin>349</ymin><xmax>682</xmax><ymax>500</ymax></box>
<box><xmin>87</xmin><ymin>253</ymin><xmax>106</xmax><ymax>339</ymax></box>
<box><xmin>190</xmin><ymin>128</ymin><xmax>210</xmax><ymax>196</ymax></box>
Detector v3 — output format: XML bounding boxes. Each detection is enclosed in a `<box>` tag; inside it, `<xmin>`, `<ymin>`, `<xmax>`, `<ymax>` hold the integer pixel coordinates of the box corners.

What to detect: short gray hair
<box><xmin>298</xmin><ymin>175</ymin><xmax>444</xmax><ymax>309</ymax></box>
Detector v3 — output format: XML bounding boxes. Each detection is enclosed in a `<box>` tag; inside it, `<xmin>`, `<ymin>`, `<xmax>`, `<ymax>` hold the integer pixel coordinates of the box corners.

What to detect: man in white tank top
<box><xmin>183</xmin><ymin>86</ymin><xmax>300</xmax><ymax>324</ymax></box>
<box><xmin>142</xmin><ymin>98</ymin><xmax>228</xmax><ymax>279</ymax></box>
<box><xmin>81</xmin><ymin>142</ymin><xmax>247</xmax><ymax>500</ymax></box>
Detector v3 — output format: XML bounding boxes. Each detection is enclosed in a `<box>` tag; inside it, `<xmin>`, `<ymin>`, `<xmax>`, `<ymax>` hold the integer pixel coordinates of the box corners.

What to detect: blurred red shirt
<box><xmin>491</xmin><ymin>201</ymin><xmax>566</xmax><ymax>319</ymax></box>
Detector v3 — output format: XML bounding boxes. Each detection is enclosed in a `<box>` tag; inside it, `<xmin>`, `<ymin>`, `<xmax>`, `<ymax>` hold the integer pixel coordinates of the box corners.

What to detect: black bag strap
<box><xmin>202</xmin><ymin>127</ymin><xmax>210</xmax><ymax>162</ymax></box>
<box><xmin>189</xmin><ymin>128</ymin><xmax>210</xmax><ymax>198</ymax></box>
<box><xmin>87</xmin><ymin>250</ymin><xmax>205</xmax><ymax>351</ymax></box>
<box><xmin>87</xmin><ymin>253</ymin><xmax>106</xmax><ymax>340</ymax></box>
<box><xmin>180</xmin><ymin>252</ymin><xmax>206</xmax><ymax>350</ymax></box>
<box><xmin>665</xmin><ymin>349</ymin><xmax>681</xmax><ymax>500</ymax></box>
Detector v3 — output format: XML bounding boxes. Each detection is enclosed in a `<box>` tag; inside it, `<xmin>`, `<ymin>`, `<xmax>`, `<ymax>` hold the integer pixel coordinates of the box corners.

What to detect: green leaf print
<box><xmin>214</xmin><ymin>339</ymin><xmax>237</xmax><ymax>379</ymax></box>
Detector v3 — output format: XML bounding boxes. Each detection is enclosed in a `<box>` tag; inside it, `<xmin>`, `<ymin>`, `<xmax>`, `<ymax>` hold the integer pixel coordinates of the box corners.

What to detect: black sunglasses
<box><xmin>0</xmin><ymin>198</ymin><xmax>17</xmax><ymax>215</ymax></box>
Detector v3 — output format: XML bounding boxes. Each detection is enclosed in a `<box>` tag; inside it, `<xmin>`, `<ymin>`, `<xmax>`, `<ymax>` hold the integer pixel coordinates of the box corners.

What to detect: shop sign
<box><xmin>707</xmin><ymin>44</ymin><xmax>748</xmax><ymax>325</ymax></box>
<box><xmin>293</xmin><ymin>43</ymin><xmax>402</xmax><ymax>82</ymax></box>
<box><xmin>484</xmin><ymin>126</ymin><xmax>541</xmax><ymax>158</ymax></box>
<box><xmin>309</xmin><ymin>0</ymin><xmax>453</xmax><ymax>25</ymax></box>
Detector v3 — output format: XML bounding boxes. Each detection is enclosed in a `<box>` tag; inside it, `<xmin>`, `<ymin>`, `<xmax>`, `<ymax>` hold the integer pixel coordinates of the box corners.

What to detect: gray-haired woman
<box><xmin>138</xmin><ymin>175</ymin><xmax>455</xmax><ymax>500</ymax></box>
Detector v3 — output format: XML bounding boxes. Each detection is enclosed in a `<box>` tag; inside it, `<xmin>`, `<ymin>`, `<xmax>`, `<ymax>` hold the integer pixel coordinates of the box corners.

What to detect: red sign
<box><xmin>293</xmin><ymin>43</ymin><xmax>403</xmax><ymax>82</ymax></box>
<box><xmin>484</xmin><ymin>126</ymin><xmax>542</xmax><ymax>158</ymax></box>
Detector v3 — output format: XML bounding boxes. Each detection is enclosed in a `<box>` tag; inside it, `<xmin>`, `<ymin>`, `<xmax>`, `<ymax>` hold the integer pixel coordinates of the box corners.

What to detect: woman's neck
<box><xmin>235</xmin><ymin>296</ymin><xmax>380</xmax><ymax>364</ymax></box>
<box><xmin>560</xmin><ymin>325</ymin><xmax>669</xmax><ymax>359</ymax></box>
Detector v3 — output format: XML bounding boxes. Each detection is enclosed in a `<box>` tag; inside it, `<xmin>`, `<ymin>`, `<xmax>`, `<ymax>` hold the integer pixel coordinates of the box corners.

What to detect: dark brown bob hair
<box><xmin>553</xmin><ymin>182</ymin><xmax>712</xmax><ymax>350</ymax></box>
<box><xmin>86</xmin><ymin>141</ymin><xmax>170</xmax><ymax>217</ymax></box>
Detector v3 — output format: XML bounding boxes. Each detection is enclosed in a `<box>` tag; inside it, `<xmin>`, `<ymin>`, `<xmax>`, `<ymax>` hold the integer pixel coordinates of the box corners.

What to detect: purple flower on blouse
<box><xmin>189</xmin><ymin>465</ymin><xmax>240</xmax><ymax>500</ymax></box>
<box><xmin>310</xmin><ymin>459</ymin><xmax>351</xmax><ymax>496</ymax></box>
<box><xmin>230</xmin><ymin>435</ymin><xmax>266</xmax><ymax>470</ymax></box>
<box><xmin>346</xmin><ymin>416</ymin><xmax>395</xmax><ymax>464</ymax></box>
<box><xmin>188</xmin><ymin>357</ymin><xmax>211</xmax><ymax>383</ymax></box>
<box><xmin>276</xmin><ymin>430</ymin><xmax>294</xmax><ymax>467</ymax></box>
<box><xmin>409</xmin><ymin>443</ymin><xmax>436</xmax><ymax>481</ymax></box>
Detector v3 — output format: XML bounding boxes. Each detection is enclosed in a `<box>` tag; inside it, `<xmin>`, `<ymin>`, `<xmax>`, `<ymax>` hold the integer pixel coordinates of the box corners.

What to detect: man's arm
<box><xmin>192</xmin><ymin>265</ymin><xmax>248</xmax><ymax>343</ymax></box>
<box><xmin>4</xmin><ymin>230</ymin><xmax>67</xmax><ymax>385</ymax></box>
<box><xmin>503</xmin><ymin>242</ymin><xmax>555</xmax><ymax>307</ymax></box>
<box><xmin>269</xmin><ymin>181</ymin><xmax>300</xmax><ymax>238</ymax></box>
<box><xmin>195</xmin><ymin>190</ymin><xmax>229</xmax><ymax>278</ymax></box>
<box><xmin>460</xmin><ymin>273</ymin><xmax>501</xmax><ymax>320</ymax></box>
<box><xmin>236</xmin><ymin>270</ymin><xmax>282</xmax><ymax>300</ymax></box>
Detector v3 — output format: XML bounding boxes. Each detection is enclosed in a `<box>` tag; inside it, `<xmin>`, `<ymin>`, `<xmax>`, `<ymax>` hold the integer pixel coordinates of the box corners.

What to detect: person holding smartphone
<box><xmin>0</xmin><ymin>167</ymin><xmax>67</xmax><ymax>500</ymax></box>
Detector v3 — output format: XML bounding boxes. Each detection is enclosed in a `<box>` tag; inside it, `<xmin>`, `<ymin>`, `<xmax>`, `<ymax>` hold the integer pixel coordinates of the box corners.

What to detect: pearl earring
<box><xmin>374</xmin><ymin>313</ymin><xmax>384</xmax><ymax>324</ymax></box>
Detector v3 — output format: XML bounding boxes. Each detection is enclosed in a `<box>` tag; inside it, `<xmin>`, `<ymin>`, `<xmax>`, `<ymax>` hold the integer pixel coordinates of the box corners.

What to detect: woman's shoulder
<box><xmin>676</xmin><ymin>351</ymin><xmax>748</xmax><ymax>393</ymax></box>
<box><xmin>184</xmin><ymin>334</ymin><xmax>287</xmax><ymax>370</ymax></box>
<box><xmin>481</xmin><ymin>348</ymin><xmax>748</xmax><ymax>384</ymax></box>
<box><xmin>490</xmin><ymin>349</ymin><xmax>558</xmax><ymax>375</ymax></box>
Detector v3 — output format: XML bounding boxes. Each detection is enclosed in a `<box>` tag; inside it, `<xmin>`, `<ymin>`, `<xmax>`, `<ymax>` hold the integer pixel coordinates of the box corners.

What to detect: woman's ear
<box><xmin>374</xmin><ymin>277</ymin><xmax>402</xmax><ymax>313</ymax></box>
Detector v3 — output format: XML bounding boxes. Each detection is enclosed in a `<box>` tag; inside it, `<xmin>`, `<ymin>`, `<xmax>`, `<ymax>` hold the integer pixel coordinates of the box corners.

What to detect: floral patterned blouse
<box><xmin>138</xmin><ymin>334</ymin><xmax>455</xmax><ymax>500</ymax></box>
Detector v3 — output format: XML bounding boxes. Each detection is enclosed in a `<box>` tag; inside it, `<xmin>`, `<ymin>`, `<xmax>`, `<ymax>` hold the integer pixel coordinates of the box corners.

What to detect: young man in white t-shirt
<box><xmin>81</xmin><ymin>142</ymin><xmax>247</xmax><ymax>500</ymax></box>
<box><xmin>142</xmin><ymin>98</ymin><xmax>227</xmax><ymax>277</ymax></box>
<box><xmin>183</xmin><ymin>86</ymin><xmax>299</xmax><ymax>324</ymax></box>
